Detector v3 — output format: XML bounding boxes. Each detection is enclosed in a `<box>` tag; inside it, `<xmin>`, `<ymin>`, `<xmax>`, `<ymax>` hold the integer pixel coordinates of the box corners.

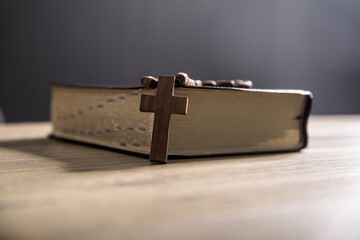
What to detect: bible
<box><xmin>50</xmin><ymin>73</ymin><xmax>312</xmax><ymax>163</ymax></box>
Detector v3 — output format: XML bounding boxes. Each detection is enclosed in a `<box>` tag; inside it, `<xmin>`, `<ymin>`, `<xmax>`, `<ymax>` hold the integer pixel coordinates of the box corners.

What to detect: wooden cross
<box><xmin>140</xmin><ymin>75</ymin><xmax>188</xmax><ymax>163</ymax></box>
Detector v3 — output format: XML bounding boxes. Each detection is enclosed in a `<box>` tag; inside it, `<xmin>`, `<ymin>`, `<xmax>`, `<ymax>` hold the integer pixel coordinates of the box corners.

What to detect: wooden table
<box><xmin>1</xmin><ymin>115</ymin><xmax>360</xmax><ymax>240</ymax></box>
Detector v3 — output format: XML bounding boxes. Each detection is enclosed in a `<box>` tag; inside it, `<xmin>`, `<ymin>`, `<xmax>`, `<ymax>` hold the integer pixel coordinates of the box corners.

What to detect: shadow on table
<box><xmin>0</xmin><ymin>137</ymin><xmax>293</xmax><ymax>173</ymax></box>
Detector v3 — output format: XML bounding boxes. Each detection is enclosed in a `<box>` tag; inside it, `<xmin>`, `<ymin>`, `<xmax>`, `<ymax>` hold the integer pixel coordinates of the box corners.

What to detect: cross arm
<box><xmin>171</xmin><ymin>96</ymin><xmax>188</xmax><ymax>115</ymax></box>
<box><xmin>140</xmin><ymin>94</ymin><xmax>157</xmax><ymax>113</ymax></box>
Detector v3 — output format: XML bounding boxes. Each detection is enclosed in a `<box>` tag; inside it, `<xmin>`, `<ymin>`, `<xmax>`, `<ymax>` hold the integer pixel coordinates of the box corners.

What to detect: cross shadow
<box><xmin>0</xmin><ymin>137</ymin><xmax>150</xmax><ymax>172</ymax></box>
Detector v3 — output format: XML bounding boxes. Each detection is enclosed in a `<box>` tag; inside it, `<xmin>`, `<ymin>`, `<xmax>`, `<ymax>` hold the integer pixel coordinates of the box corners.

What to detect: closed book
<box><xmin>50</xmin><ymin>82</ymin><xmax>312</xmax><ymax>158</ymax></box>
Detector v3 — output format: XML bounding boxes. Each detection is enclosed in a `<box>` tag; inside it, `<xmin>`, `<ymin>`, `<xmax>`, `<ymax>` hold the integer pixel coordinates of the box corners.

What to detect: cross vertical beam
<box><xmin>140</xmin><ymin>75</ymin><xmax>188</xmax><ymax>163</ymax></box>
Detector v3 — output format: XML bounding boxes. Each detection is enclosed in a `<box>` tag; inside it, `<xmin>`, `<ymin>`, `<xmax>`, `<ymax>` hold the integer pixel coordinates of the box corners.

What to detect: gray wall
<box><xmin>1</xmin><ymin>0</ymin><xmax>359</xmax><ymax>122</ymax></box>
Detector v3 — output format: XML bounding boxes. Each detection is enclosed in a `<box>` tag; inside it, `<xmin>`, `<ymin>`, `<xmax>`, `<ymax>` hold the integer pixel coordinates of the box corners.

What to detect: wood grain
<box><xmin>1</xmin><ymin>116</ymin><xmax>360</xmax><ymax>240</ymax></box>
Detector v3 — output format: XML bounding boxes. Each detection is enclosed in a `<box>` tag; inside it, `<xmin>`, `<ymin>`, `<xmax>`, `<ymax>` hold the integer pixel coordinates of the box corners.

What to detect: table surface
<box><xmin>1</xmin><ymin>115</ymin><xmax>360</xmax><ymax>240</ymax></box>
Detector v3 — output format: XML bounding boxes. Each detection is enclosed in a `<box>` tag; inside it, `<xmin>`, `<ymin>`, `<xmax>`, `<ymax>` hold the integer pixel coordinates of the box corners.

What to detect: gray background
<box><xmin>0</xmin><ymin>0</ymin><xmax>359</xmax><ymax>122</ymax></box>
